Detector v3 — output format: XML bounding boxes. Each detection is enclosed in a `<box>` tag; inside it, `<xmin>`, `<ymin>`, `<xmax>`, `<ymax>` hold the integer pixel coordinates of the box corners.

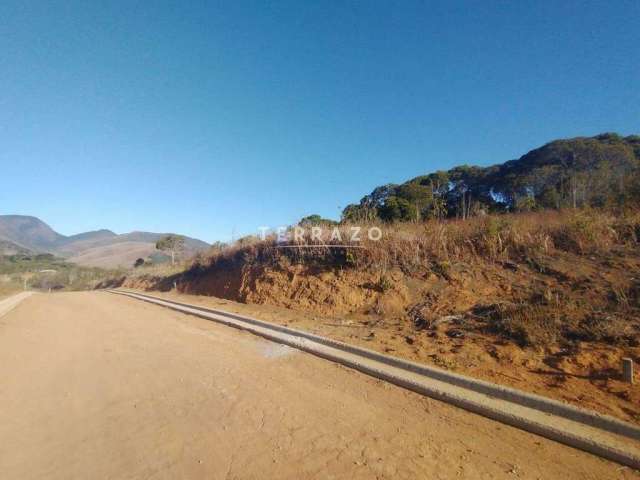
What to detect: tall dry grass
<box><xmin>126</xmin><ymin>261</ymin><xmax>189</xmax><ymax>279</ymax></box>
<box><xmin>188</xmin><ymin>208</ymin><xmax>640</xmax><ymax>275</ymax></box>
<box><xmin>112</xmin><ymin>208</ymin><xmax>640</xmax><ymax>348</ymax></box>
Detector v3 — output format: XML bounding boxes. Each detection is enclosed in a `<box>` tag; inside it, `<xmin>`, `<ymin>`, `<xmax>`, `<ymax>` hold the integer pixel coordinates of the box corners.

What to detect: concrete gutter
<box><xmin>108</xmin><ymin>289</ymin><xmax>640</xmax><ymax>469</ymax></box>
<box><xmin>0</xmin><ymin>291</ymin><xmax>33</xmax><ymax>319</ymax></box>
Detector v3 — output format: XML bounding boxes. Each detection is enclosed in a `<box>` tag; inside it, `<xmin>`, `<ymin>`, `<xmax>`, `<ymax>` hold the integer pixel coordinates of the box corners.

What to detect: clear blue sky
<box><xmin>1</xmin><ymin>1</ymin><xmax>638</xmax><ymax>242</ymax></box>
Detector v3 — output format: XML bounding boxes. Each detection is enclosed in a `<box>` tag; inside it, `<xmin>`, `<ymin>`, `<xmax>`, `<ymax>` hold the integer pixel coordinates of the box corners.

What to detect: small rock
<box><xmin>502</xmin><ymin>261</ymin><xmax>519</xmax><ymax>271</ymax></box>
<box><xmin>432</xmin><ymin>315</ymin><xmax>462</xmax><ymax>328</ymax></box>
<box><xmin>446</xmin><ymin>329</ymin><xmax>465</xmax><ymax>339</ymax></box>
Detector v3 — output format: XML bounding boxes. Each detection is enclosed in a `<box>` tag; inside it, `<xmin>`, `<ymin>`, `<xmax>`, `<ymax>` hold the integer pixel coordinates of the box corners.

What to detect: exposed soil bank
<box><xmin>100</xmin><ymin>211</ymin><xmax>640</xmax><ymax>423</ymax></box>
<box><xmin>113</xmin><ymin>247</ymin><xmax>640</xmax><ymax>424</ymax></box>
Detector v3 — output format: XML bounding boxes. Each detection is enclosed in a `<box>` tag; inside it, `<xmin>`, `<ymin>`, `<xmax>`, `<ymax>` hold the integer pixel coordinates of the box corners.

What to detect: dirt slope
<box><xmin>120</xmin><ymin>243</ymin><xmax>640</xmax><ymax>423</ymax></box>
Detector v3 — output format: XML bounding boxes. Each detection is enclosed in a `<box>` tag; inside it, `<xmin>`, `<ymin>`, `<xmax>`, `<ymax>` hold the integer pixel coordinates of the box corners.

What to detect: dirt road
<box><xmin>0</xmin><ymin>292</ymin><xmax>634</xmax><ymax>479</ymax></box>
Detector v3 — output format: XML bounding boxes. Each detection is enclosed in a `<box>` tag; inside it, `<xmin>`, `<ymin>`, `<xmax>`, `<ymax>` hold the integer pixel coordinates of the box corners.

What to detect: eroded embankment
<box><xmin>103</xmin><ymin>237</ymin><xmax>640</xmax><ymax>424</ymax></box>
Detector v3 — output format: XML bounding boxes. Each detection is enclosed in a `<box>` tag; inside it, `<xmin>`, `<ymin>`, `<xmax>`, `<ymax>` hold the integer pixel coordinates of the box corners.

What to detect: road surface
<box><xmin>0</xmin><ymin>292</ymin><xmax>634</xmax><ymax>479</ymax></box>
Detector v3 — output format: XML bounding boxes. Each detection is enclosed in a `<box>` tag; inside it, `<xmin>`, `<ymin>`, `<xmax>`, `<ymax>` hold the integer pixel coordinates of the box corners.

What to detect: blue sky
<box><xmin>1</xmin><ymin>1</ymin><xmax>638</xmax><ymax>242</ymax></box>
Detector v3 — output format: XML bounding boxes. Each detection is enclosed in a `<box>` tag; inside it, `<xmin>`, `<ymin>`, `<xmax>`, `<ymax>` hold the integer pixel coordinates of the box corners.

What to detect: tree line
<box><xmin>340</xmin><ymin>133</ymin><xmax>640</xmax><ymax>223</ymax></box>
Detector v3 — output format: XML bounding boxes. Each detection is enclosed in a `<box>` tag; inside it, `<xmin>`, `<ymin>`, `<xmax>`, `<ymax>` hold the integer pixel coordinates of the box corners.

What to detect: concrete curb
<box><xmin>0</xmin><ymin>291</ymin><xmax>34</xmax><ymax>319</ymax></box>
<box><xmin>108</xmin><ymin>289</ymin><xmax>640</xmax><ymax>469</ymax></box>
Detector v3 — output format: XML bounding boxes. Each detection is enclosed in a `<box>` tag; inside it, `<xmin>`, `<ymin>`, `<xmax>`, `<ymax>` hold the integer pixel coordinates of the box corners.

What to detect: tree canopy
<box><xmin>155</xmin><ymin>235</ymin><xmax>185</xmax><ymax>264</ymax></box>
<box><xmin>298</xmin><ymin>214</ymin><xmax>338</xmax><ymax>226</ymax></box>
<box><xmin>341</xmin><ymin>133</ymin><xmax>640</xmax><ymax>222</ymax></box>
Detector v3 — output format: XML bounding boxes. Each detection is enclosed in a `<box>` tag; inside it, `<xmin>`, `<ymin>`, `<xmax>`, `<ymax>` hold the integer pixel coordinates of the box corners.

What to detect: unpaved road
<box><xmin>0</xmin><ymin>292</ymin><xmax>634</xmax><ymax>479</ymax></box>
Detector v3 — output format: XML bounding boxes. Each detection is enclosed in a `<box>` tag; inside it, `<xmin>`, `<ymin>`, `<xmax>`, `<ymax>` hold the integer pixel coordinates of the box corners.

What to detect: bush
<box><xmin>379</xmin><ymin>197</ymin><xmax>417</xmax><ymax>222</ymax></box>
<box><xmin>551</xmin><ymin>210</ymin><xmax>616</xmax><ymax>254</ymax></box>
<box><xmin>377</xmin><ymin>274</ymin><xmax>393</xmax><ymax>292</ymax></box>
<box><xmin>485</xmin><ymin>302</ymin><xmax>561</xmax><ymax>347</ymax></box>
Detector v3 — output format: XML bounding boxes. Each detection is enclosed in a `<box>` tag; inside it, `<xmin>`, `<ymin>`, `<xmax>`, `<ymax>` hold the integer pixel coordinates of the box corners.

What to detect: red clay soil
<box><xmin>119</xmin><ymin>243</ymin><xmax>640</xmax><ymax>423</ymax></box>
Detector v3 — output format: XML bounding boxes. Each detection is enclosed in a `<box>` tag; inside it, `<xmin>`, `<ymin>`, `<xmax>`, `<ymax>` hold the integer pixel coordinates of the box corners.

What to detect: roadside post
<box><xmin>623</xmin><ymin>358</ymin><xmax>634</xmax><ymax>384</ymax></box>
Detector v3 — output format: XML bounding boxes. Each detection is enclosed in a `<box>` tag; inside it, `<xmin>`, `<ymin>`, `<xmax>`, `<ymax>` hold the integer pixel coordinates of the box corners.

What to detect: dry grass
<box><xmin>105</xmin><ymin>208</ymin><xmax>640</xmax><ymax>350</ymax></box>
<box><xmin>177</xmin><ymin>208</ymin><xmax>640</xmax><ymax>348</ymax></box>
<box><xmin>126</xmin><ymin>261</ymin><xmax>188</xmax><ymax>279</ymax></box>
<box><xmin>94</xmin><ymin>261</ymin><xmax>189</xmax><ymax>290</ymax></box>
<box><xmin>188</xmin><ymin>208</ymin><xmax>640</xmax><ymax>275</ymax></box>
<box><xmin>0</xmin><ymin>278</ymin><xmax>22</xmax><ymax>300</ymax></box>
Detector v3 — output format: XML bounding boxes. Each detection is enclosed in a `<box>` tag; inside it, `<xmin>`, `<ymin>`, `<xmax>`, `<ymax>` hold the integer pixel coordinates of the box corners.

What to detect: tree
<box><xmin>155</xmin><ymin>235</ymin><xmax>185</xmax><ymax>265</ymax></box>
<box><xmin>336</xmin><ymin>133</ymin><xmax>639</xmax><ymax>223</ymax></box>
<box><xmin>133</xmin><ymin>258</ymin><xmax>145</xmax><ymax>268</ymax></box>
<box><xmin>359</xmin><ymin>184</ymin><xmax>398</xmax><ymax>208</ymax></box>
<box><xmin>428</xmin><ymin>195</ymin><xmax>448</xmax><ymax>220</ymax></box>
<box><xmin>537</xmin><ymin>185</ymin><xmax>561</xmax><ymax>209</ymax></box>
<box><xmin>515</xmin><ymin>195</ymin><xmax>536</xmax><ymax>212</ymax></box>
<box><xmin>299</xmin><ymin>214</ymin><xmax>338</xmax><ymax>226</ymax></box>
<box><xmin>396</xmin><ymin>183</ymin><xmax>433</xmax><ymax>221</ymax></box>
<box><xmin>341</xmin><ymin>203</ymin><xmax>377</xmax><ymax>222</ymax></box>
<box><xmin>378</xmin><ymin>196</ymin><xmax>416</xmax><ymax>222</ymax></box>
<box><xmin>210</xmin><ymin>241</ymin><xmax>228</xmax><ymax>252</ymax></box>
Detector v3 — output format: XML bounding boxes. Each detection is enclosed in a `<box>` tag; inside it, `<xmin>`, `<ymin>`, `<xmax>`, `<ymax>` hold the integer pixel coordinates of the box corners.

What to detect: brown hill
<box><xmin>67</xmin><ymin>241</ymin><xmax>165</xmax><ymax>269</ymax></box>
<box><xmin>0</xmin><ymin>239</ymin><xmax>31</xmax><ymax>255</ymax></box>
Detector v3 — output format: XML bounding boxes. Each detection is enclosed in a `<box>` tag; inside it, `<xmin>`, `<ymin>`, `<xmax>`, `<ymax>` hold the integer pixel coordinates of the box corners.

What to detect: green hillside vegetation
<box><xmin>0</xmin><ymin>253</ymin><xmax>121</xmax><ymax>291</ymax></box>
<box><xmin>341</xmin><ymin>133</ymin><xmax>640</xmax><ymax>223</ymax></box>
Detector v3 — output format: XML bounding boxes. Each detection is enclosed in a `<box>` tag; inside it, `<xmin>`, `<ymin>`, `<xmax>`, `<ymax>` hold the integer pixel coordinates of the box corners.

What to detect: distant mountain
<box><xmin>0</xmin><ymin>238</ymin><xmax>31</xmax><ymax>255</ymax></box>
<box><xmin>0</xmin><ymin>215</ymin><xmax>210</xmax><ymax>268</ymax></box>
<box><xmin>0</xmin><ymin>215</ymin><xmax>64</xmax><ymax>252</ymax></box>
<box><xmin>65</xmin><ymin>229</ymin><xmax>117</xmax><ymax>243</ymax></box>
